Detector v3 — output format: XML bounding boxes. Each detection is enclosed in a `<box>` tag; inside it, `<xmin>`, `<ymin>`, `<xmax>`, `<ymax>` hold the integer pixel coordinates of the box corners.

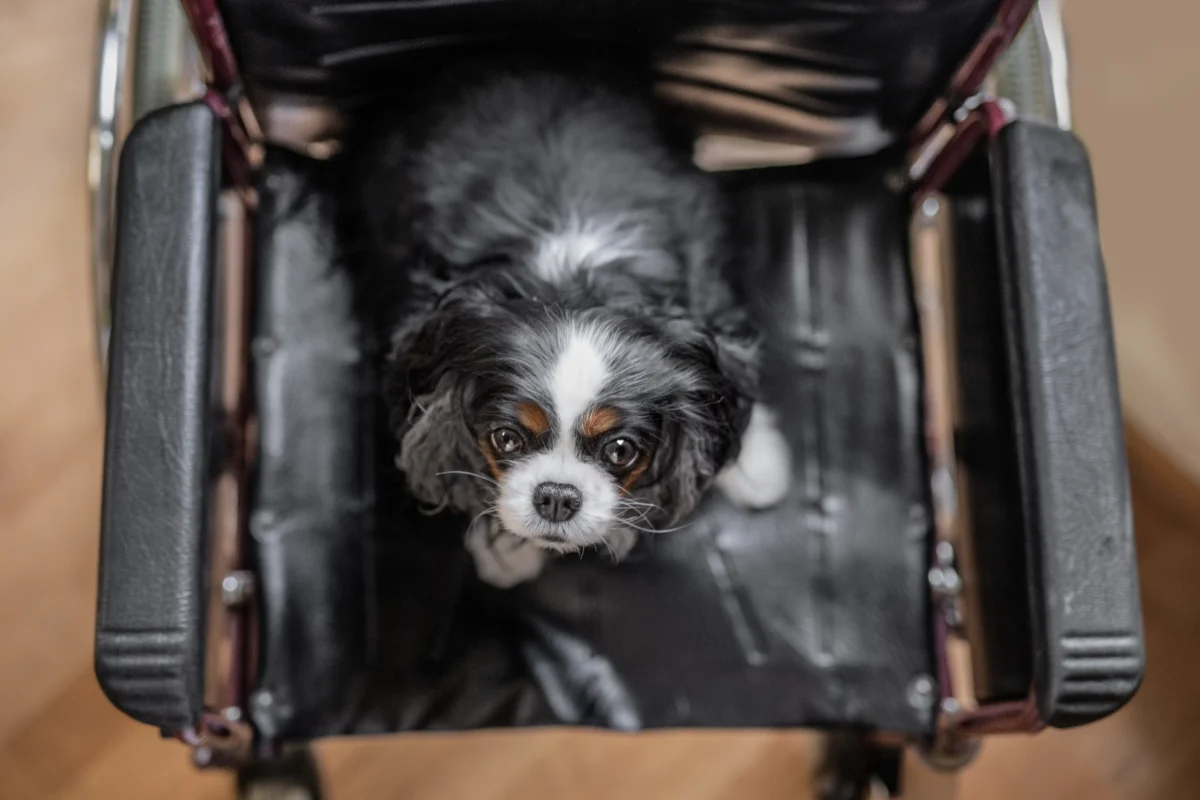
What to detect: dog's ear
<box><xmin>394</xmin><ymin>374</ymin><xmax>489</xmax><ymax>514</ymax></box>
<box><xmin>384</xmin><ymin>285</ymin><xmax>506</xmax><ymax>514</ymax></box>
<box><xmin>661</xmin><ymin>310</ymin><xmax>759</xmax><ymax>433</ymax></box>
<box><xmin>645</xmin><ymin>313</ymin><xmax>760</xmax><ymax>522</ymax></box>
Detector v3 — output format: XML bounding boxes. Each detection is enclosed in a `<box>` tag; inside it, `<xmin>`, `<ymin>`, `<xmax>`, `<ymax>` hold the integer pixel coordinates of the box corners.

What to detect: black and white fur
<box><xmin>354</xmin><ymin>60</ymin><xmax>790</xmax><ymax>586</ymax></box>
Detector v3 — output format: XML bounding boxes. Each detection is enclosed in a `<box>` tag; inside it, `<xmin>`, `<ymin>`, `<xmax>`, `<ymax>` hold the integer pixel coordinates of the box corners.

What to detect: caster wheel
<box><xmin>817</xmin><ymin>732</ymin><xmax>900</xmax><ymax>800</ymax></box>
<box><xmin>236</xmin><ymin>747</ymin><xmax>323</xmax><ymax>800</ymax></box>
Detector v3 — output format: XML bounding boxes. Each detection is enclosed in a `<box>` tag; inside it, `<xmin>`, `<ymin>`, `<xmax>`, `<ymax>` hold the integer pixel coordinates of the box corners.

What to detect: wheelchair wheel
<box><xmin>816</xmin><ymin>732</ymin><xmax>900</xmax><ymax>800</ymax></box>
<box><xmin>90</xmin><ymin>0</ymin><xmax>202</xmax><ymax>380</ymax></box>
<box><xmin>236</xmin><ymin>746</ymin><xmax>324</xmax><ymax>800</ymax></box>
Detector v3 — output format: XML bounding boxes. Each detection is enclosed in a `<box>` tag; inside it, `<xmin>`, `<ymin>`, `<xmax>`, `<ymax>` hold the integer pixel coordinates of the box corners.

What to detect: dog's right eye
<box><xmin>490</xmin><ymin>427</ymin><xmax>524</xmax><ymax>455</ymax></box>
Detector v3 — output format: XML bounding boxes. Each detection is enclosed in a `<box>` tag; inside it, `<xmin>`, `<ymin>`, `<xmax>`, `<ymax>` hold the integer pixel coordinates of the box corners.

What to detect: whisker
<box><xmin>437</xmin><ymin>470</ymin><xmax>500</xmax><ymax>487</ymax></box>
<box><xmin>619</xmin><ymin>518</ymin><xmax>693</xmax><ymax>535</ymax></box>
<box><xmin>618</xmin><ymin>507</ymin><xmax>654</xmax><ymax>525</ymax></box>
<box><xmin>616</xmin><ymin>501</ymin><xmax>660</xmax><ymax>520</ymax></box>
<box><xmin>468</xmin><ymin>506</ymin><xmax>498</xmax><ymax>531</ymax></box>
<box><xmin>617</xmin><ymin>499</ymin><xmax>660</xmax><ymax>509</ymax></box>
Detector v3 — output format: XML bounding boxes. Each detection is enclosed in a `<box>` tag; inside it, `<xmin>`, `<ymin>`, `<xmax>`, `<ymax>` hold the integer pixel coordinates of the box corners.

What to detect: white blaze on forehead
<box><xmin>550</xmin><ymin>322</ymin><xmax>610</xmax><ymax>436</ymax></box>
<box><xmin>494</xmin><ymin>320</ymin><xmax>621</xmax><ymax>549</ymax></box>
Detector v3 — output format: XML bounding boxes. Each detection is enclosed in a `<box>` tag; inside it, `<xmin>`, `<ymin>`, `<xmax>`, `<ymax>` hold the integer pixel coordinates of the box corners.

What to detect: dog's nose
<box><xmin>532</xmin><ymin>482</ymin><xmax>582</xmax><ymax>523</ymax></box>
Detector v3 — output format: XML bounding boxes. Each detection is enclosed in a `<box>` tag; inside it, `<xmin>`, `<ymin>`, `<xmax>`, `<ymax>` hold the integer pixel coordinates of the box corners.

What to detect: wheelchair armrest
<box><xmin>991</xmin><ymin>121</ymin><xmax>1144</xmax><ymax>727</ymax></box>
<box><xmin>95</xmin><ymin>102</ymin><xmax>221</xmax><ymax>730</ymax></box>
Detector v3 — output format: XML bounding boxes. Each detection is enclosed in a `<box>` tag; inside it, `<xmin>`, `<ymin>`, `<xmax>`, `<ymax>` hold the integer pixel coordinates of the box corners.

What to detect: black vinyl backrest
<box><xmin>95</xmin><ymin>102</ymin><xmax>221</xmax><ymax>731</ymax></box>
<box><xmin>220</xmin><ymin>0</ymin><xmax>1002</xmax><ymax>156</ymax></box>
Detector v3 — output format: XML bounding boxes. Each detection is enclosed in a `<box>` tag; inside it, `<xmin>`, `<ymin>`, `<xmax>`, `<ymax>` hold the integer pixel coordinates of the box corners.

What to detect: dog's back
<box><xmin>352</xmin><ymin>60</ymin><xmax>729</xmax><ymax>316</ymax></box>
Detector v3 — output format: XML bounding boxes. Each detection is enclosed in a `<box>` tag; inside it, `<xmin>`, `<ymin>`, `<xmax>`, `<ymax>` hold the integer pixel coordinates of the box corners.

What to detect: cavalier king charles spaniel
<box><xmin>353</xmin><ymin>58</ymin><xmax>790</xmax><ymax>586</ymax></box>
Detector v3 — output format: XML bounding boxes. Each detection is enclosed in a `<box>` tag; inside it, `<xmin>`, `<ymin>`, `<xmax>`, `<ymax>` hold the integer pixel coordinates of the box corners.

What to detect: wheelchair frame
<box><xmin>90</xmin><ymin>1</ymin><xmax>1141</xmax><ymax>796</ymax></box>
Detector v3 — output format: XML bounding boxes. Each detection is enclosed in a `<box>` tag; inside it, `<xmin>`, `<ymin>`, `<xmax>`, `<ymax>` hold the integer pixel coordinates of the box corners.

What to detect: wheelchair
<box><xmin>90</xmin><ymin>1</ymin><xmax>1142</xmax><ymax>797</ymax></box>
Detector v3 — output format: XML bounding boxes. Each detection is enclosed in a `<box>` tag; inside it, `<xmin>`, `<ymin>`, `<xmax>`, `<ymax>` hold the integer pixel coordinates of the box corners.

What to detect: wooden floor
<box><xmin>2</xmin><ymin>1</ymin><xmax>1199</xmax><ymax>798</ymax></box>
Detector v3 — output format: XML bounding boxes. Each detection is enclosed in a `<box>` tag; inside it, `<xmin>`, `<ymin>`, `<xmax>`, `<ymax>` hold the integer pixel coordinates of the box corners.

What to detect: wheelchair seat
<box><xmin>247</xmin><ymin>152</ymin><xmax>931</xmax><ymax>739</ymax></box>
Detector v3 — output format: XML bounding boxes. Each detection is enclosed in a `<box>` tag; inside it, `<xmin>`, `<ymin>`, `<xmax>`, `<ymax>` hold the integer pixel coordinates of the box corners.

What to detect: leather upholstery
<box><xmin>990</xmin><ymin>122</ymin><xmax>1143</xmax><ymax>727</ymax></box>
<box><xmin>219</xmin><ymin>0</ymin><xmax>1002</xmax><ymax>158</ymax></box>
<box><xmin>248</xmin><ymin>150</ymin><xmax>935</xmax><ymax>739</ymax></box>
<box><xmin>95</xmin><ymin>102</ymin><xmax>221</xmax><ymax>731</ymax></box>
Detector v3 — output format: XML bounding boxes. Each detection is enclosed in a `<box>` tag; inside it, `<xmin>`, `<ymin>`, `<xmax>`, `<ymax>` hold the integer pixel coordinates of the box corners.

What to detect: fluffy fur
<box><xmin>351</xmin><ymin>59</ymin><xmax>789</xmax><ymax>584</ymax></box>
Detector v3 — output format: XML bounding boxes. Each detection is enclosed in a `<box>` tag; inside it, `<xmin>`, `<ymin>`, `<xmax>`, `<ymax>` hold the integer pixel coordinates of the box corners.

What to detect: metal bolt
<box><xmin>928</xmin><ymin>564</ymin><xmax>962</xmax><ymax>596</ymax></box>
<box><xmin>884</xmin><ymin>170</ymin><xmax>908</xmax><ymax>193</ymax></box>
<box><xmin>920</xmin><ymin>729</ymin><xmax>982</xmax><ymax>773</ymax></box>
<box><xmin>252</xmin><ymin>690</ymin><xmax>274</xmax><ymax>711</ymax></box>
<box><xmin>929</xmin><ymin>541</ymin><xmax>965</xmax><ymax>632</ymax></box>
<box><xmin>251</xmin><ymin>337</ymin><xmax>278</xmax><ymax>358</ymax></box>
<box><xmin>223</xmin><ymin>706</ymin><xmax>243</xmax><ymax>723</ymax></box>
<box><xmin>221</xmin><ymin>570</ymin><xmax>256</xmax><ymax>607</ymax></box>
<box><xmin>249</xmin><ymin>509</ymin><xmax>276</xmax><ymax>535</ymax></box>
<box><xmin>921</xmin><ymin>196</ymin><xmax>941</xmax><ymax>218</ymax></box>
<box><xmin>907</xmin><ymin>674</ymin><xmax>937</xmax><ymax>712</ymax></box>
<box><xmin>193</xmin><ymin>746</ymin><xmax>213</xmax><ymax>768</ymax></box>
<box><xmin>908</xmin><ymin>504</ymin><xmax>928</xmax><ymax>531</ymax></box>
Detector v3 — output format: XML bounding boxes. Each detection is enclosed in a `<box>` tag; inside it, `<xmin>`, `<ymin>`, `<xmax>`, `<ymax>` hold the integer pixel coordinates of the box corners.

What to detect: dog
<box><xmin>353</xmin><ymin>59</ymin><xmax>790</xmax><ymax>587</ymax></box>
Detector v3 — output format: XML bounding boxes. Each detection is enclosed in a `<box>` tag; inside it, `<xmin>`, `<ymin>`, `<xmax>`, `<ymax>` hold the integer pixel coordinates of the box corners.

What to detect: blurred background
<box><xmin>2</xmin><ymin>0</ymin><xmax>1198</xmax><ymax>797</ymax></box>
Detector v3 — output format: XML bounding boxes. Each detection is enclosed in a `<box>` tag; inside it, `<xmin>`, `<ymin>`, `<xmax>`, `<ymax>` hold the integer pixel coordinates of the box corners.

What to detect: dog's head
<box><xmin>387</xmin><ymin>277</ymin><xmax>756</xmax><ymax>553</ymax></box>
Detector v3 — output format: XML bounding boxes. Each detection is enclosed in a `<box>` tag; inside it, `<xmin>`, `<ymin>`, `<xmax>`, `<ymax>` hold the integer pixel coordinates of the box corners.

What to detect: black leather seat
<box><xmin>248</xmin><ymin>152</ymin><xmax>932</xmax><ymax>739</ymax></box>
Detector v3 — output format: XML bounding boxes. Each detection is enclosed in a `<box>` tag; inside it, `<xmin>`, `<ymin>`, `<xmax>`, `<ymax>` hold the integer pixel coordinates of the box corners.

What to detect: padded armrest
<box><xmin>95</xmin><ymin>102</ymin><xmax>221</xmax><ymax>730</ymax></box>
<box><xmin>991</xmin><ymin>121</ymin><xmax>1144</xmax><ymax>727</ymax></box>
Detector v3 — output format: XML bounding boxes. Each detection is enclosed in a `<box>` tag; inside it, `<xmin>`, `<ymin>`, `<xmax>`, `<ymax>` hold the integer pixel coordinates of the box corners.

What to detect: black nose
<box><xmin>532</xmin><ymin>482</ymin><xmax>582</xmax><ymax>523</ymax></box>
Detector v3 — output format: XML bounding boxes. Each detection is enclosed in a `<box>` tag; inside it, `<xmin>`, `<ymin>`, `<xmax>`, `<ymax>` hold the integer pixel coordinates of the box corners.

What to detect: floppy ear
<box><xmin>645</xmin><ymin>312</ymin><xmax>761</xmax><ymax>522</ymax></box>
<box><xmin>383</xmin><ymin>285</ymin><xmax>504</xmax><ymax>514</ymax></box>
<box><xmin>662</xmin><ymin>310</ymin><xmax>759</xmax><ymax>436</ymax></box>
<box><xmin>393</xmin><ymin>374</ymin><xmax>488</xmax><ymax>514</ymax></box>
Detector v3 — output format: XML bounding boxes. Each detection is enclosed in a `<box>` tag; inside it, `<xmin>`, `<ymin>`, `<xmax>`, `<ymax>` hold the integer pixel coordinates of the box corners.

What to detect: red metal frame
<box><xmin>202</xmin><ymin>90</ymin><xmax>253</xmax><ymax>189</ymax></box>
<box><xmin>914</xmin><ymin>98</ymin><xmax>1011</xmax><ymax>201</ymax></box>
<box><xmin>913</xmin><ymin>96</ymin><xmax>1048</xmax><ymax>738</ymax></box>
<box><xmin>177</xmin><ymin>0</ymin><xmax>257</xmax><ymax>759</ymax></box>
<box><xmin>179</xmin><ymin>0</ymin><xmax>239</xmax><ymax>92</ymax></box>
<box><xmin>913</xmin><ymin>0</ymin><xmax>1039</xmax><ymax>144</ymax></box>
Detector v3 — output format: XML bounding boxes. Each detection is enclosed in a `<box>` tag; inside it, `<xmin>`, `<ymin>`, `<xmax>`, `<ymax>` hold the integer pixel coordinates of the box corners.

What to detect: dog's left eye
<box><xmin>490</xmin><ymin>427</ymin><xmax>524</xmax><ymax>455</ymax></box>
<box><xmin>602</xmin><ymin>437</ymin><xmax>639</xmax><ymax>469</ymax></box>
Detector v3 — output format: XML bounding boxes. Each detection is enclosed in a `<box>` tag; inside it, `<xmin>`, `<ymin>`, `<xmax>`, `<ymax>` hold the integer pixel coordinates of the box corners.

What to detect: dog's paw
<box><xmin>465</xmin><ymin>517</ymin><xmax>547</xmax><ymax>588</ymax></box>
<box><xmin>716</xmin><ymin>404</ymin><xmax>791</xmax><ymax>510</ymax></box>
<box><xmin>606</xmin><ymin>526</ymin><xmax>638</xmax><ymax>561</ymax></box>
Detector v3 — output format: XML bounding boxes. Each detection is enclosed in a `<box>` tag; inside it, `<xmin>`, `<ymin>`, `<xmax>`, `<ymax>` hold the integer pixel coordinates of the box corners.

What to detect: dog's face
<box><xmin>389</xmin><ymin>285</ymin><xmax>755</xmax><ymax>553</ymax></box>
<box><xmin>477</xmin><ymin>320</ymin><xmax>670</xmax><ymax>552</ymax></box>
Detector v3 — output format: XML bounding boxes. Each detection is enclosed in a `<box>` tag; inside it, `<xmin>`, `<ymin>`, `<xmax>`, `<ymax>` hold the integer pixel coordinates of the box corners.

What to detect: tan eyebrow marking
<box><xmin>579</xmin><ymin>406</ymin><xmax>622</xmax><ymax>439</ymax></box>
<box><xmin>478</xmin><ymin>433</ymin><xmax>503</xmax><ymax>478</ymax></box>
<box><xmin>621</xmin><ymin>454</ymin><xmax>651</xmax><ymax>493</ymax></box>
<box><xmin>516</xmin><ymin>401</ymin><xmax>550</xmax><ymax>437</ymax></box>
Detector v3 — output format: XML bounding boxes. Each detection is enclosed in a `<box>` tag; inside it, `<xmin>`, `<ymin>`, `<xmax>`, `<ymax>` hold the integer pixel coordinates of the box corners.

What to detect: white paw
<box><xmin>716</xmin><ymin>404</ymin><xmax>791</xmax><ymax>510</ymax></box>
<box><xmin>606</xmin><ymin>527</ymin><xmax>638</xmax><ymax>562</ymax></box>
<box><xmin>464</xmin><ymin>517</ymin><xmax>547</xmax><ymax>588</ymax></box>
